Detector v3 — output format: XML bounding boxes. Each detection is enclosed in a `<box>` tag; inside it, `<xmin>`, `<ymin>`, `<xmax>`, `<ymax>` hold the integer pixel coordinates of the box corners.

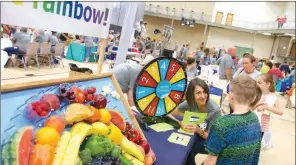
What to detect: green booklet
<box><xmin>178</xmin><ymin>111</ymin><xmax>208</xmax><ymax>135</ymax></box>
<box><xmin>181</xmin><ymin>111</ymin><xmax>208</xmax><ymax>125</ymax></box>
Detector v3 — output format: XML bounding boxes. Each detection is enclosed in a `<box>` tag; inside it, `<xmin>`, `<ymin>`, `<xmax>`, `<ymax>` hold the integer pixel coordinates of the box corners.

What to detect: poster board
<box><xmin>235</xmin><ymin>46</ymin><xmax>253</xmax><ymax>59</ymax></box>
<box><xmin>1</xmin><ymin>73</ymin><xmax>145</xmax><ymax>145</ymax></box>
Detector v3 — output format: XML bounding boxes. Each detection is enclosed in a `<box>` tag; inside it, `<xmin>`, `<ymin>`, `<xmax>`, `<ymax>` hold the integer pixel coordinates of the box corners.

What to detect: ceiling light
<box><xmin>283</xmin><ymin>46</ymin><xmax>286</xmax><ymax>49</ymax></box>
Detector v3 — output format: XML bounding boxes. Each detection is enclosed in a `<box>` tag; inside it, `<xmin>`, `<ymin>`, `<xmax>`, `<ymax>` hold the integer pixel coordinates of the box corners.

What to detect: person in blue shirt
<box><xmin>280</xmin><ymin>59</ymin><xmax>291</xmax><ymax>75</ymax></box>
<box><xmin>83</xmin><ymin>36</ymin><xmax>94</xmax><ymax>63</ymax></box>
<box><xmin>181</xmin><ymin>44</ymin><xmax>190</xmax><ymax>62</ymax></box>
<box><xmin>202</xmin><ymin>48</ymin><xmax>211</xmax><ymax>65</ymax></box>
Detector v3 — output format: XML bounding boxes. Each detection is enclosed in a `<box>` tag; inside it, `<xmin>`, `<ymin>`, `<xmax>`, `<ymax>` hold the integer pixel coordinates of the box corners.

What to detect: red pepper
<box><xmin>128</xmin><ymin>129</ymin><xmax>142</xmax><ymax>144</ymax></box>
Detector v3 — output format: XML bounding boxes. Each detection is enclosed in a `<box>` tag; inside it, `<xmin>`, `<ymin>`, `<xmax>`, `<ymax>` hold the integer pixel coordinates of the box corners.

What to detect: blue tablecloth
<box><xmin>143</xmin><ymin>124</ymin><xmax>197</xmax><ymax>165</ymax></box>
<box><xmin>66</xmin><ymin>42</ymin><xmax>97</xmax><ymax>62</ymax></box>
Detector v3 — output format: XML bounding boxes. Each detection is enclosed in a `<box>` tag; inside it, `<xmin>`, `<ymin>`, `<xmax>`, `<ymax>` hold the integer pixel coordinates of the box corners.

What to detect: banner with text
<box><xmin>1</xmin><ymin>1</ymin><xmax>113</xmax><ymax>38</ymax></box>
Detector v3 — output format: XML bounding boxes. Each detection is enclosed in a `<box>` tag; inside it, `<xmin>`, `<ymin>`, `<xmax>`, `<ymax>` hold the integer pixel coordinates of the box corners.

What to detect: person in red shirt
<box><xmin>276</xmin><ymin>16</ymin><xmax>281</xmax><ymax>29</ymax></box>
<box><xmin>281</xmin><ymin>16</ymin><xmax>287</xmax><ymax>28</ymax></box>
<box><xmin>268</xmin><ymin>62</ymin><xmax>284</xmax><ymax>83</ymax></box>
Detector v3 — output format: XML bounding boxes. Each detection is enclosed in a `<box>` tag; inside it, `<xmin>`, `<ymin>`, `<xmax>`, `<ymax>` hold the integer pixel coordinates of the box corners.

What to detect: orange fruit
<box><xmin>85</xmin><ymin>105</ymin><xmax>101</xmax><ymax>123</ymax></box>
<box><xmin>44</xmin><ymin>115</ymin><xmax>65</xmax><ymax>134</ymax></box>
<box><xmin>35</xmin><ymin>127</ymin><xmax>60</xmax><ymax>147</ymax></box>
<box><xmin>29</xmin><ymin>144</ymin><xmax>54</xmax><ymax>165</ymax></box>
<box><xmin>98</xmin><ymin>109</ymin><xmax>111</xmax><ymax>124</ymax></box>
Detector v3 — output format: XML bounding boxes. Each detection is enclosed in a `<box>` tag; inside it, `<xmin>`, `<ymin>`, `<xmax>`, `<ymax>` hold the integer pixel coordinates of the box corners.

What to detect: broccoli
<box><xmin>79</xmin><ymin>148</ymin><xmax>92</xmax><ymax>165</ymax></box>
<box><xmin>83</xmin><ymin>135</ymin><xmax>114</xmax><ymax>156</ymax></box>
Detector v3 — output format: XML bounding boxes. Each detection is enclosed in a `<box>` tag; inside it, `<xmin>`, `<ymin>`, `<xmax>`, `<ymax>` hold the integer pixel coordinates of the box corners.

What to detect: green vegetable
<box><xmin>111</xmin><ymin>146</ymin><xmax>121</xmax><ymax>158</ymax></box>
<box><xmin>79</xmin><ymin>148</ymin><xmax>92</xmax><ymax>165</ymax></box>
<box><xmin>119</xmin><ymin>154</ymin><xmax>132</xmax><ymax>165</ymax></box>
<box><xmin>83</xmin><ymin>135</ymin><xmax>114</xmax><ymax>156</ymax></box>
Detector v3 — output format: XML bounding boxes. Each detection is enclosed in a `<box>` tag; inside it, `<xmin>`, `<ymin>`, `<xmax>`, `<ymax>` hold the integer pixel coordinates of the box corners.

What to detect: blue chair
<box><xmin>112</xmin><ymin>46</ymin><xmax>118</xmax><ymax>51</ymax></box>
<box><xmin>209</xmin><ymin>86</ymin><xmax>223</xmax><ymax>108</ymax></box>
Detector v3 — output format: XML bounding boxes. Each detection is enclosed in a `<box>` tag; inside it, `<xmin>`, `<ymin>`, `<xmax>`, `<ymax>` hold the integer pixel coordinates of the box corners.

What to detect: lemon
<box><xmin>98</xmin><ymin>109</ymin><xmax>111</xmax><ymax>124</ymax></box>
<box><xmin>92</xmin><ymin>122</ymin><xmax>110</xmax><ymax>135</ymax></box>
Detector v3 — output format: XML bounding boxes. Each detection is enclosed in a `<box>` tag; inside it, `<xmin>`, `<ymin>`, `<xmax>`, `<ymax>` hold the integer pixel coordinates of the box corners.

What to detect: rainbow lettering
<box><xmin>13</xmin><ymin>1</ymin><xmax>110</xmax><ymax>26</ymax></box>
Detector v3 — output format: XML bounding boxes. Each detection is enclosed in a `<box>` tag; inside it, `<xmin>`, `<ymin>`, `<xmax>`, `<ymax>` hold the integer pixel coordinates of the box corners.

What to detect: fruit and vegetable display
<box><xmin>1</xmin><ymin>84</ymin><xmax>156</xmax><ymax>165</ymax></box>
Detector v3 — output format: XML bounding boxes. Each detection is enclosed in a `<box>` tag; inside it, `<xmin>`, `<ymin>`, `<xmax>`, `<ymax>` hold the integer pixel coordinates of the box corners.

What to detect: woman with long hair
<box><xmin>169</xmin><ymin>78</ymin><xmax>221</xmax><ymax>165</ymax></box>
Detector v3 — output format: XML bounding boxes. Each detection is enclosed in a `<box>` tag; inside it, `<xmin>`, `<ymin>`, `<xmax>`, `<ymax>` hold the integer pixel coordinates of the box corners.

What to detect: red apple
<box><xmin>86</xmin><ymin>87</ymin><xmax>96</xmax><ymax>94</ymax></box>
<box><xmin>40</xmin><ymin>94</ymin><xmax>60</xmax><ymax>111</ymax></box>
<box><xmin>92</xmin><ymin>94</ymin><xmax>107</xmax><ymax>109</ymax></box>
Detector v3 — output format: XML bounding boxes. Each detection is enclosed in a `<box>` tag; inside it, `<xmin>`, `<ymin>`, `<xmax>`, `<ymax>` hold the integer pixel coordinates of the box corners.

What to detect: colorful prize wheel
<box><xmin>134</xmin><ymin>57</ymin><xmax>187</xmax><ymax>117</ymax></box>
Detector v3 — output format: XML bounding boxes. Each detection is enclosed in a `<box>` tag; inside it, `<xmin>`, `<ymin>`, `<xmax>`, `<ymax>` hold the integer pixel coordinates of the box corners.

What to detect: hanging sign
<box><xmin>1</xmin><ymin>1</ymin><xmax>113</xmax><ymax>38</ymax></box>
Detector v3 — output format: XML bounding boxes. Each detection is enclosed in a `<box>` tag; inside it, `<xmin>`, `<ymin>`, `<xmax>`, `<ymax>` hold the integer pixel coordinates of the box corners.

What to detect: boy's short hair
<box><xmin>230</xmin><ymin>75</ymin><xmax>262</xmax><ymax>107</ymax></box>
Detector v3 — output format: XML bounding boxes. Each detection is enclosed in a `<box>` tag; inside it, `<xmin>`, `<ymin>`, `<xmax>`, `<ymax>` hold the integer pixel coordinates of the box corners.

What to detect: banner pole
<box><xmin>97</xmin><ymin>39</ymin><xmax>107</xmax><ymax>75</ymax></box>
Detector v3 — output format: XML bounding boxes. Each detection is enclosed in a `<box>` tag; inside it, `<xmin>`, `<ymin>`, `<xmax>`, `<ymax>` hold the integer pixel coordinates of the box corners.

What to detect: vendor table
<box><xmin>144</xmin><ymin>129</ymin><xmax>196</xmax><ymax>165</ymax></box>
<box><xmin>66</xmin><ymin>42</ymin><xmax>97</xmax><ymax>62</ymax></box>
<box><xmin>126</xmin><ymin>52</ymin><xmax>145</xmax><ymax>59</ymax></box>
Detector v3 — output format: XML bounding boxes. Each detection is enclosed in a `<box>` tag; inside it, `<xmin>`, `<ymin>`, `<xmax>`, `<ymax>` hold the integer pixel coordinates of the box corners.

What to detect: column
<box><xmin>114</xmin><ymin>2</ymin><xmax>139</xmax><ymax>66</ymax></box>
<box><xmin>251</xmin><ymin>32</ymin><xmax>257</xmax><ymax>49</ymax></box>
<box><xmin>285</xmin><ymin>36</ymin><xmax>295</xmax><ymax>57</ymax></box>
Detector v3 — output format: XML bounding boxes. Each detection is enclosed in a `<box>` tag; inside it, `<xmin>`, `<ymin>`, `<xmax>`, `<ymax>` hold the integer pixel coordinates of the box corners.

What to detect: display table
<box><xmin>144</xmin><ymin>129</ymin><xmax>196</xmax><ymax>165</ymax></box>
<box><xmin>66</xmin><ymin>42</ymin><xmax>97</xmax><ymax>62</ymax></box>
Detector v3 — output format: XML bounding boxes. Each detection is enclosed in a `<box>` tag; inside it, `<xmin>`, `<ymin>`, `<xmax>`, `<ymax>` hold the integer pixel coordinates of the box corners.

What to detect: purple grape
<box><xmin>60</xmin><ymin>88</ymin><xmax>66</xmax><ymax>94</ymax></box>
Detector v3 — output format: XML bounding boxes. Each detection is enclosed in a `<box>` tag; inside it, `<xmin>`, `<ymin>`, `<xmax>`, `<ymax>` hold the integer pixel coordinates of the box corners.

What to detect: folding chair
<box><xmin>39</xmin><ymin>43</ymin><xmax>52</xmax><ymax>69</ymax></box>
<box><xmin>51</xmin><ymin>43</ymin><xmax>65</xmax><ymax>68</ymax></box>
<box><xmin>23</xmin><ymin>43</ymin><xmax>39</xmax><ymax>71</ymax></box>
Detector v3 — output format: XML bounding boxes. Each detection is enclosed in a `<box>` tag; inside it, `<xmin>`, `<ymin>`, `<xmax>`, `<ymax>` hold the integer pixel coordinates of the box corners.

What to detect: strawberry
<box><xmin>40</xmin><ymin>103</ymin><xmax>47</xmax><ymax>110</ymax></box>
<box><xmin>35</xmin><ymin>106</ymin><xmax>42</xmax><ymax>114</ymax></box>
<box><xmin>40</xmin><ymin>111</ymin><xmax>48</xmax><ymax>117</ymax></box>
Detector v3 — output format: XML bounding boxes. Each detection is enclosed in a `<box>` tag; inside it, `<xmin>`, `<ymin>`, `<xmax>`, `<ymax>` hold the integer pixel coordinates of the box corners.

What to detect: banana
<box><xmin>120</xmin><ymin>137</ymin><xmax>145</xmax><ymax>162</ymax></box>
<box><xmin>52</xmin><ymin>131</ymin><xmax>71</xmax><ymax>165</ymax></box>
<box><xmin>122</xmin><ymin>150</ymin><xmax>145</xmax><ymax>165</ymax></box>
<box><xmin>62</xmin><ymin>122</ymin><xmax>92</xmax><ymax>165</ymax></box>
<box><xmin>61</xmin><ymin>135</ymin><xmax>82</xmax><ymax>165</ymax></box>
